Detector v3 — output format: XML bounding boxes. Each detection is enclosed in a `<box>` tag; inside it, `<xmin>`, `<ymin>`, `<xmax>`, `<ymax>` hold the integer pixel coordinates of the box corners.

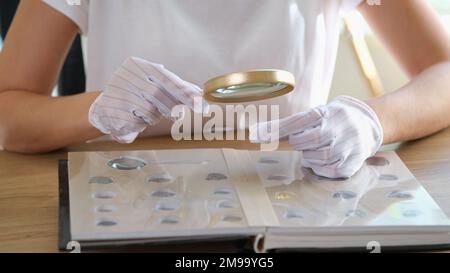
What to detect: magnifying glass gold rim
<box><xmin>203</xmin><ymin>69</ymin><xmax>295</xmax><ymax>103</ymax></box>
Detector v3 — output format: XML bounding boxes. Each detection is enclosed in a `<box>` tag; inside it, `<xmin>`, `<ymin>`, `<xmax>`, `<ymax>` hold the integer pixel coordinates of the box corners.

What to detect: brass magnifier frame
<box><xmin>203</xmin><ymin>69</ymin><xmax>295</xmax><ymax>103</ymax></box>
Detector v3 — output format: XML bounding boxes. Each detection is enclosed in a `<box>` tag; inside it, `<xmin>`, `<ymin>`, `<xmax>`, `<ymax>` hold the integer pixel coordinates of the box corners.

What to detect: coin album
<box><xmin>59</xmin><ymin>149</ymin><xmax>450</xmax><ymax>252</ymax></box>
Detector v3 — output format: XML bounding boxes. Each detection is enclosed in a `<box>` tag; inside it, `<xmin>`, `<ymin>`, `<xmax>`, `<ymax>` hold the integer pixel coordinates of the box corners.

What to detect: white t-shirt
<box><xmin>44</xmin><ymin>0</ymin><xmax>362</xmax><ymax>137</ymax></box>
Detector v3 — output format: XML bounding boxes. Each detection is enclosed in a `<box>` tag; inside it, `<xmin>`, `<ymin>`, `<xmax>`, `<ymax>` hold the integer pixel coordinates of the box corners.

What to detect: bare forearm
<box><xmin>366</xmin><ymin>61</ymin><xmax>450</xmax><ymax>144</ymax></box>
<box><xmin>0</xmin><ymin>90</ymin><xmax>103</xmax><ymax>153</ymax></box>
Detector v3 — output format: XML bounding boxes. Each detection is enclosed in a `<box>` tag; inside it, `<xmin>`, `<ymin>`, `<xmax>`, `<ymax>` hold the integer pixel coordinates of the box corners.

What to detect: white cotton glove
<box><xmin>89</xmin><ymin>57</ymin><xmax>206</xmax><ymax>143</ymax></box>
<box><xmin>250</xmin><ymin>96</ymin><xmax>383</xmax><ymax>178</ymax></box>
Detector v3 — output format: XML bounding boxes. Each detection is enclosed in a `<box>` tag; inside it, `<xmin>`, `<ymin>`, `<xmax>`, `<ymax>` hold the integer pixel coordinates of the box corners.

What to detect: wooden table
<box><xmin>1</xmin><ymin>128</ymin><xmax>450</xmax><ymax>252</ymax></box>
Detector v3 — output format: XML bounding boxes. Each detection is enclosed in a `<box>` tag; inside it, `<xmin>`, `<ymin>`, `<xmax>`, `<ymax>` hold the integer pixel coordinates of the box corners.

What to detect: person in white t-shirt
<box><xmin>0</xmin><ymin>0</ymin><xmax>449</xmax><ymax>178</ymax></box>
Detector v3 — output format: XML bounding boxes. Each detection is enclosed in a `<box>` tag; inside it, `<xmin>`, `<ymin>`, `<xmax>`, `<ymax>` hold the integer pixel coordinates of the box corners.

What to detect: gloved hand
<box><xmin>250</xmin><ymin>96</ymin><xmax>383</xmax><ymax>178</ymax></box>
<box><xmin>89</xmin><ymin>57</ymin><xmax>206</xmax><ymax>143</ymax></box>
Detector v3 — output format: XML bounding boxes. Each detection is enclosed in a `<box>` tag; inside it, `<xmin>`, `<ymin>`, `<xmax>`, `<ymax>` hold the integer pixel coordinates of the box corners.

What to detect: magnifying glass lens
<box><xmin>213</xmin><ymin>82</ymin><xmax>288</xmax><ymax>99</ymax></box>
<box><xmin>203</xmin><ymin>70</ymin><xmax>295</xmax><ymax>103</ymax></box>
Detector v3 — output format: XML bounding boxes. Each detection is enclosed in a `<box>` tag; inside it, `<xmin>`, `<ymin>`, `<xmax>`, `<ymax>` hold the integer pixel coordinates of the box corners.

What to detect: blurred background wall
<box><xmin>330</xmin><ymin>0</ymin><xmax>450</xmax><ymax>101</ymax></box>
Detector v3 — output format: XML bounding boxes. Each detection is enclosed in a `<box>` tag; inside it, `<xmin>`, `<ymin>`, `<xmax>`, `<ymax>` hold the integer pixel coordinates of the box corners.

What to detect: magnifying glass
<box><xmin>203</xmin><ymin>70</ymin><xmax>295</xmax><ymax>103</ymax></box>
